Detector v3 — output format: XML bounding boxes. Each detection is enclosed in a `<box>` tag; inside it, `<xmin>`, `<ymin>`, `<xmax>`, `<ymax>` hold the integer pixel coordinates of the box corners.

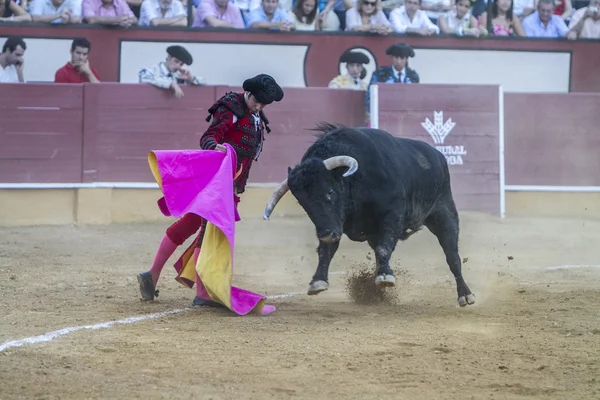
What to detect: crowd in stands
<box><xmin>0</xmin><ymin>0</ymin><xmax>598</xmax><ymax>39</ymax></box>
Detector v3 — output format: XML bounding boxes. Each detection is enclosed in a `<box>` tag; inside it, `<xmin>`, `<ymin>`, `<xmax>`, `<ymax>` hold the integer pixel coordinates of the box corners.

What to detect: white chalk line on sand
<box><xmin>545</xmin><ymin>265</ymin><xmax>600</xmax><ymax>270</ymax></box>
<box><xmin>0</xmin><ymin>292</ymin><xmax>304</xmax><ymax>354</ymax></box>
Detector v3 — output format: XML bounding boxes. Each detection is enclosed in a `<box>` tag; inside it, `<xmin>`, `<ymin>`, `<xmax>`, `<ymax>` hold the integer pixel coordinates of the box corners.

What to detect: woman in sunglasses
<box><xmin>344</xmin><ymin>0</ymin><xmax>393</xmax><ymax>34</ymax></box>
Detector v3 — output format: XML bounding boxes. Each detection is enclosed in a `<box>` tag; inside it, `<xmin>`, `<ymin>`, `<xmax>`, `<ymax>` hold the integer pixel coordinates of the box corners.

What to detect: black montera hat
<box><xmin>167</xmin><ymin>45</ymin><xmax>193</xmax><ymax>65</ymax></box>
<box><xmin>339</xmin><ymin>50</ymin><xmax>370</xmax><ymax>65</ymax></box>
<box><xmin>242</xmin><ymin>74</ymin><xmax>284</xmax><ymax>105</ymax></box>
<box><xmin>385</xmin><ymin>42</ymin><xmax>415</xmax><ymax>58</ymax></box>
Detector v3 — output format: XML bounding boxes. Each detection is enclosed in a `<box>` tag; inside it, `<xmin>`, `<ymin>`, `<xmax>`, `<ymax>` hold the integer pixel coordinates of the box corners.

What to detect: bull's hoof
<box><xmin>307</xmin><ymin>280</ymin><xmax>329</xmax><ymax>295</ymax></box>
<box><xmin>375</xmin><ymin>274</ymin><xmax>396</xmax><ymax>287</ymax></box>
<box><xmin>458</xmin><ymin>293</ymin><xmax>476</xmax><ymax>307</ymax></box>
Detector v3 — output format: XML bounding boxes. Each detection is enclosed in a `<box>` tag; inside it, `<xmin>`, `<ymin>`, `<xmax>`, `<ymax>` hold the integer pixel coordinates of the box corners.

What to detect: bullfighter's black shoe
<box><xmin>137</xmin><ymin>272</ymin><xmax>159</xmax><ymax>301</ymax></box>
<box><xmin>192</xmin><ymin>296</ymin><xmax>225</xmax><ymax>308</ymax></box>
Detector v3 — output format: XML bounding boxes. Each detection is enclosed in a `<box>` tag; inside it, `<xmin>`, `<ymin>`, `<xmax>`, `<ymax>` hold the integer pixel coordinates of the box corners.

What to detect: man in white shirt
<box><xmin>138</xmin><ymin>45</ymin><xmax>206</xmax><ymax>98</ymax></box>
<box><xmin>29</xmin><ymin>0</ymin><xmax>84</xmax><ymax>24</ymax></box>
<box><xmin>138</xmin><ymin>0</ymin><xmax>187</xmax><ymax>26</ymax></box>
<box><xmin>0</xmin><ymin>36</ymin><xmax>26</xmax><ymax>84</ymax></box>
<box><xmin>389</xmin><ymin>0</ymin><xmax>439</xmax><ymax>35</ymax></box>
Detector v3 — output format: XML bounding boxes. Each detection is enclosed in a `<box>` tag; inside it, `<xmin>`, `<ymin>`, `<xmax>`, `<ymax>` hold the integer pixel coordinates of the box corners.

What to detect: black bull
<box><xmin>263</xmin><ymin>123</ymin><xmax>475</xmax><ymax>307</ymax></box>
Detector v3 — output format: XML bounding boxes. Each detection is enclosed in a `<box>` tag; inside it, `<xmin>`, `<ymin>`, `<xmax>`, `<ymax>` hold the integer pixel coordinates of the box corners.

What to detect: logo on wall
<box><xmin>421</xmin><ymin>111</ymin><xmax>467</xmax><ymax>166</ymax></box>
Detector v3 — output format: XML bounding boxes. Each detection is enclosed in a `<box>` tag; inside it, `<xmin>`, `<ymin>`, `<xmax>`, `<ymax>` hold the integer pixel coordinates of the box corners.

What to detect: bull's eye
<box><xmin>326</xmin><ymin>188</ymin><xmax>336</xmax><ymax>202</ymax></box>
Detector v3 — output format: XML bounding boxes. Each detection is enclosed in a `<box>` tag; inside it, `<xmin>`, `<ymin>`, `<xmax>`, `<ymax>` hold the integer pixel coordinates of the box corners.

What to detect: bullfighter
<box><xmin>137</xmin><ymin>73</ymin><xmax>284</xmax><ymax>307</ymax></box>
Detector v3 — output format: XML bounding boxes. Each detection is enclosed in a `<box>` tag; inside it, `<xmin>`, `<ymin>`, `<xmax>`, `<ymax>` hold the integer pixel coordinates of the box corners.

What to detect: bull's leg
<box><xmin>424</xmin><ymin>205</ymin><xmax>475</xmax><ymax>307</ymax></box>
<box><xmin>368</xmin><ymin>222</ymin><xmax>400</xmax><ymax>288</ymax></box>
<box><xmin>307</xmin><ymin>241</ymin><xmax>340</xmax><ymax>295</ymax></box>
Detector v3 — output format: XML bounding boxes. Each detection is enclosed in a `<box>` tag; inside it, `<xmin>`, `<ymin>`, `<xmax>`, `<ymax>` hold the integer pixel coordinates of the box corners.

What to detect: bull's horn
<box><xmin>323</xmin><ymin>156</ymin><xmax>358</xmax><ymax>177</ymax></box>
<box><xmin>263</xmin><ymin>179</ymin><xmax>289</xmax><ymax>220</ymax></box>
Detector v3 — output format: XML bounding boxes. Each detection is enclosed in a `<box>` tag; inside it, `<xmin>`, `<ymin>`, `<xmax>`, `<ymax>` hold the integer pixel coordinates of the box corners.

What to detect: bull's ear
<box><xmin>287</xmin><ymin>167</ymin><xmax>292</xmax><ymax>175</ymax></box>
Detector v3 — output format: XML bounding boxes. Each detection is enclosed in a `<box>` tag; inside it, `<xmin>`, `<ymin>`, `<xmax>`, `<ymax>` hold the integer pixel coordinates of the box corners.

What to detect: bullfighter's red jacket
<box><xmin>200</xmin><ymin>92</ymin><xmax>272</xmax><ymax>194</ymax></box>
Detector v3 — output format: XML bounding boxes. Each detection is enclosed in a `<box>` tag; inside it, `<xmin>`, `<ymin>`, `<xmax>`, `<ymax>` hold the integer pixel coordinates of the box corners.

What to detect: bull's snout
<box><xmin>318</xmin><ymin>230</ymin><xmax>341</xmax><ymax>243</ymax></box>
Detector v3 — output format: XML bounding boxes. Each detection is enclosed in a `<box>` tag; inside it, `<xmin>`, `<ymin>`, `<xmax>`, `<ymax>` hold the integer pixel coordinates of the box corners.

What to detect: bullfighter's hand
<box><xmin>215</xmin><ymin>144</ymin><xmax>227</xmax><ymax>153</ymax></box>
<box><xmin>171</xmin><ymin>82</ymin><xmax>184</xmax><ymax>98</ymax></box>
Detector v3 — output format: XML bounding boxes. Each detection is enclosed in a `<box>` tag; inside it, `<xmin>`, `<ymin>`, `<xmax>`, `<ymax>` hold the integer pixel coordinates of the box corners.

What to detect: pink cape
<box><xmin>148</xmin><ymin>144</ymin><xmax>275</xmax><ymax>316</ymax></box>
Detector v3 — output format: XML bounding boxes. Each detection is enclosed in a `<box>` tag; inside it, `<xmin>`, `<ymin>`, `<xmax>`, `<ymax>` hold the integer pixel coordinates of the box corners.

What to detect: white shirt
<box><xmin>138</xmin><ymin>0</ymin><xmax>187</xmax><ymax>26</ymax></box>
<box><xmin>389</xmin><ymin>6</ymin><xmax>440</xmax><ymax>34</ymax></box>
<box><xmin>0</xmin><ymin>64</ymin><xmax>21</xmax><ymax>83</ymax></box>
<box><xmin>29</xmin><ymin>0</ymin><xmax>82</xmax><ymax>23</ymax></box>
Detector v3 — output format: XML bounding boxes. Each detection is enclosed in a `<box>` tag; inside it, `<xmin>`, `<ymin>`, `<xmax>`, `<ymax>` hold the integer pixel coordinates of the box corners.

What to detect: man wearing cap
<box><xmin>138</xmin><ymin>45</ymin><xmax>206</xmax><ymax>98</ymax></box>
<box><xmin>137</xmin><ymin>74</ymin><xmax>284</xmax><ymax>307</ymax></box>
<box><xmin>328</xmin><ymin>50</ymin><xmax>370</xmax><ymax>91</ymax></box>
<box><xmin>365</xmin><ymin>42</ymin><xmax>420</xmax><ymax>121</ymax></box>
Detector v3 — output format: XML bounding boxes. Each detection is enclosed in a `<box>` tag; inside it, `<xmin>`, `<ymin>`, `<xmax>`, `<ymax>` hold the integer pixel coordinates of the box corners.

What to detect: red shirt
<box><xmin>54</xmin><ymin>62</ymin><xmax>100</xmax><ymax>83</ymax></box>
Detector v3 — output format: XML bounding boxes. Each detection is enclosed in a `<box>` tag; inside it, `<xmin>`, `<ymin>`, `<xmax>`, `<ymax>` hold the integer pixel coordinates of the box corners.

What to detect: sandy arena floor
<box><xmin>1</xmin><ymin>212</ymin><xmax>599</xmax><ymax>400</ymax></box>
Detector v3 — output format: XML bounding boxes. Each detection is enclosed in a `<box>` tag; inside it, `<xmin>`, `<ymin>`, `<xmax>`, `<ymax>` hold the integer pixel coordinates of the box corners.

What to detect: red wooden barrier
<box><xmin>81</xmin><ymin>84</ymin><xmax>217</xmax><ymax>182</ymax></box>
<box><xmin>0</xmin><ymin>83</ymin><xmax>84</xmax><ymax>183</ymax></box>
<box><xmin>504</xmin><ymin>93</ymin><xmax>600</xmax><ymax>187</ymax></box>
<box><xmin>371</xmin><ymin>84</ymin><xmax>503</xmax><ymax>216</ymax></box>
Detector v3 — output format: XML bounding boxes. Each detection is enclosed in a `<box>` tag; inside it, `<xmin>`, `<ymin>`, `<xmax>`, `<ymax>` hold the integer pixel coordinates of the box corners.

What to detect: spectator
<box><xmin>29</xmin><ymin>0</ymin><xmax>83</xmax><ymax>23</ymax></box>
<box><xmin>0</xmin><ymin>0</ymin><xmax>32</xmax><ymax>21</ymax></box>
<box><xmin>420</xmin><ymin>0</ymin><xmax>455</xmax><ymax>24</ymax></box>
<box><xmin>192</xmin><ymin>0</ymin><xmax>245</xmax><ymax>28</ymax></box>
<box><xmin>54</xmin><ymin>38</ymin><xmax>100</xmax><ymax>83</ymax></box>
<box><xmin>389</xmin><ymin>0</ymin><xmax>440</xmax><ymax>35</ymax></box>
<box><xmin>439</xmin><ymin>0</ymin><xmax>487</xmax><ymax>36</ymax></box>
<box><xmin>138</xmin><ymin>0</ymin><xmax>187</xmax><ymax>26</ymax></box>
<box><xmin>365</xmin><ymin>42</ymin><xmax>419</xmax><ymax>121</ymax></box>
<box><xmin>345</xmin><ymin>0</ymin><xmax>393</xmax><ymax>34</ymax></box>
<box><xmin>82</xmin><ymin>0</ymin><xmax>137</xmax><ymax>27</ymax></box>
<box><xmin>478</xmin><ymin>0</ymin><xmax>526</xmax><ymax>36</ymax></box>
<box><xmin>521</xmin><ymin>0</ymin><xmax>569</xmax><ymax>36</ymax></box>
<box><xmin>138</xmin><ymin>45</ymin><xmax>206</xmax><ymax>99</ymax></box>
<box><xmin>566</xmin><ymin>0</ymin><xmax>600</xmax><ymax>39</ymax></box>
<box><xmin>553</xmin><ymin>0</ymin><xmax>572</xmax><ymax>22</ymax></box>
<box><xmin>0</xmin><ymin>36</ymin><xmax>26</xmax><ymax>83</ymax></box>
<box><xmin>328</xmin><ymin>50</ymin><xmax>369</xmax><ymax>90</ymax></box>
<box><xmin>246</xmin><ymin>0</ymin><xmax>295</xmax><ymax>30</ymax></box>
<box><xmin>288</xmin><ymin>0</ymin><xmax>320</xmax><ymax>30</ymax></box>
<box><xmin>309</xmin><ymin>0</ymin><xmax>342</xmax><ymax>30</ymax></box>
<box><xmin>513</xmin><ymin>0</ymin><xmax>535</xmax><ymax>18</ymax></box>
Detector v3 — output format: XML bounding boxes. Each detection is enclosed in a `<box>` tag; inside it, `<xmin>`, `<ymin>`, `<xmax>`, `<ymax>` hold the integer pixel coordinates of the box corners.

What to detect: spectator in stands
<box><xmin>328</xmin><ymin>49</ymin><xmax>369</xmax><ymax>90</ymax></box>
<box><xmin>285</xmin><ymin>0</ymin><xmax>342</xmax><ymax>30</ymax></box>
<box><xmin>138</xmin><ymin>45</ymin><xmax>206</xmax><ymax>99</ymax></box>
<box><xmin>138</xmin><ymin>0</ymin><xmax>186</xmax><ymax>25</ymax></box>
<box><xmin>82</xmin><ymin>0</ymin><xmax>137</xmax><ymax>27</ymax></box>
<box><xmin>0</xmin><ymin>0</ymin><xmax>32</xmax><ymax>21</ymax></box>
<box><xmin>364</xmin><ymin>43</ymin><xmax>419</xmax><ymax>121</ymax></box>
<box><xmin>553</xmin><ymin>0</ymin><xmax>572</xmax><ymax>22</ymax></box>
<box><xmin>345</xmin><ymin>0</ymin><xmax>393</xmax><ymax>34</ymax></box>
<box><xmin>439</xmin><ymin>0</ymin><xmax>488</xmax><ymax>36</ymax></box>
<box><xmin>54</xmin><ymin>38</ymin><xmax>100</xmax><ymax>83</ymax></box>
<box><xmin>521</xmin><ymin>0</ymin><xmax>568</xmax><ymax>36</ymax></box>
<box><xmin>420</xmin><ymin>0</ymin><xmax>455</xmax><ymax>25</ymax></box>
<box><xmin>512</xmin><ymin>0</ymin><xmax>535</xmax><ymax>19</ymax></box>
<box><xmin>389</xmin><ymin>0</ymin><xmax>440</xmax><ymax>34</ymax></box>
<box><xmin>246</xmin><ymin>0</ymin><xmax>295</xmax><ymax>29</ymax></box>
<box><xmin>0</xmin><ymin>36</ymin><xmax>26</xmax><ymax>83</ymax></box>
<box><xmin>333</xmin><ymin>0</ymin><xmax>354</xmax><ymax>30</ymax></box>
<box><xmin>29</xmin><ymin>0</ymin><xmax>83</xmax><ymax>23</ymax></box>
<box><xmin>478</xmin><ymin>0</ymin><xmax>525</xmax><ymax>35</ymax></box>
<box><xmin>566</xmin><ymin>0</ymin><xmax>600</xmax><ymax>39</ymax></box>
<box><xmin>287</xmin><ymin>0</ymin><xmax>321</xmax><ymax>30</ymax></box>
<box><xmin>192</xmin><ymin>0</ymin><xmax>245</xmax><ymax>28</ymax></box>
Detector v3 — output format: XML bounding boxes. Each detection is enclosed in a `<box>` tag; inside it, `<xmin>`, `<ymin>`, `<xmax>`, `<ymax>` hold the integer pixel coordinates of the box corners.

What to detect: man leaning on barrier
<box><xmin>138</xmin><ymin>45</ymin><xmax>206</xmax><ymax>98</ymax></box>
